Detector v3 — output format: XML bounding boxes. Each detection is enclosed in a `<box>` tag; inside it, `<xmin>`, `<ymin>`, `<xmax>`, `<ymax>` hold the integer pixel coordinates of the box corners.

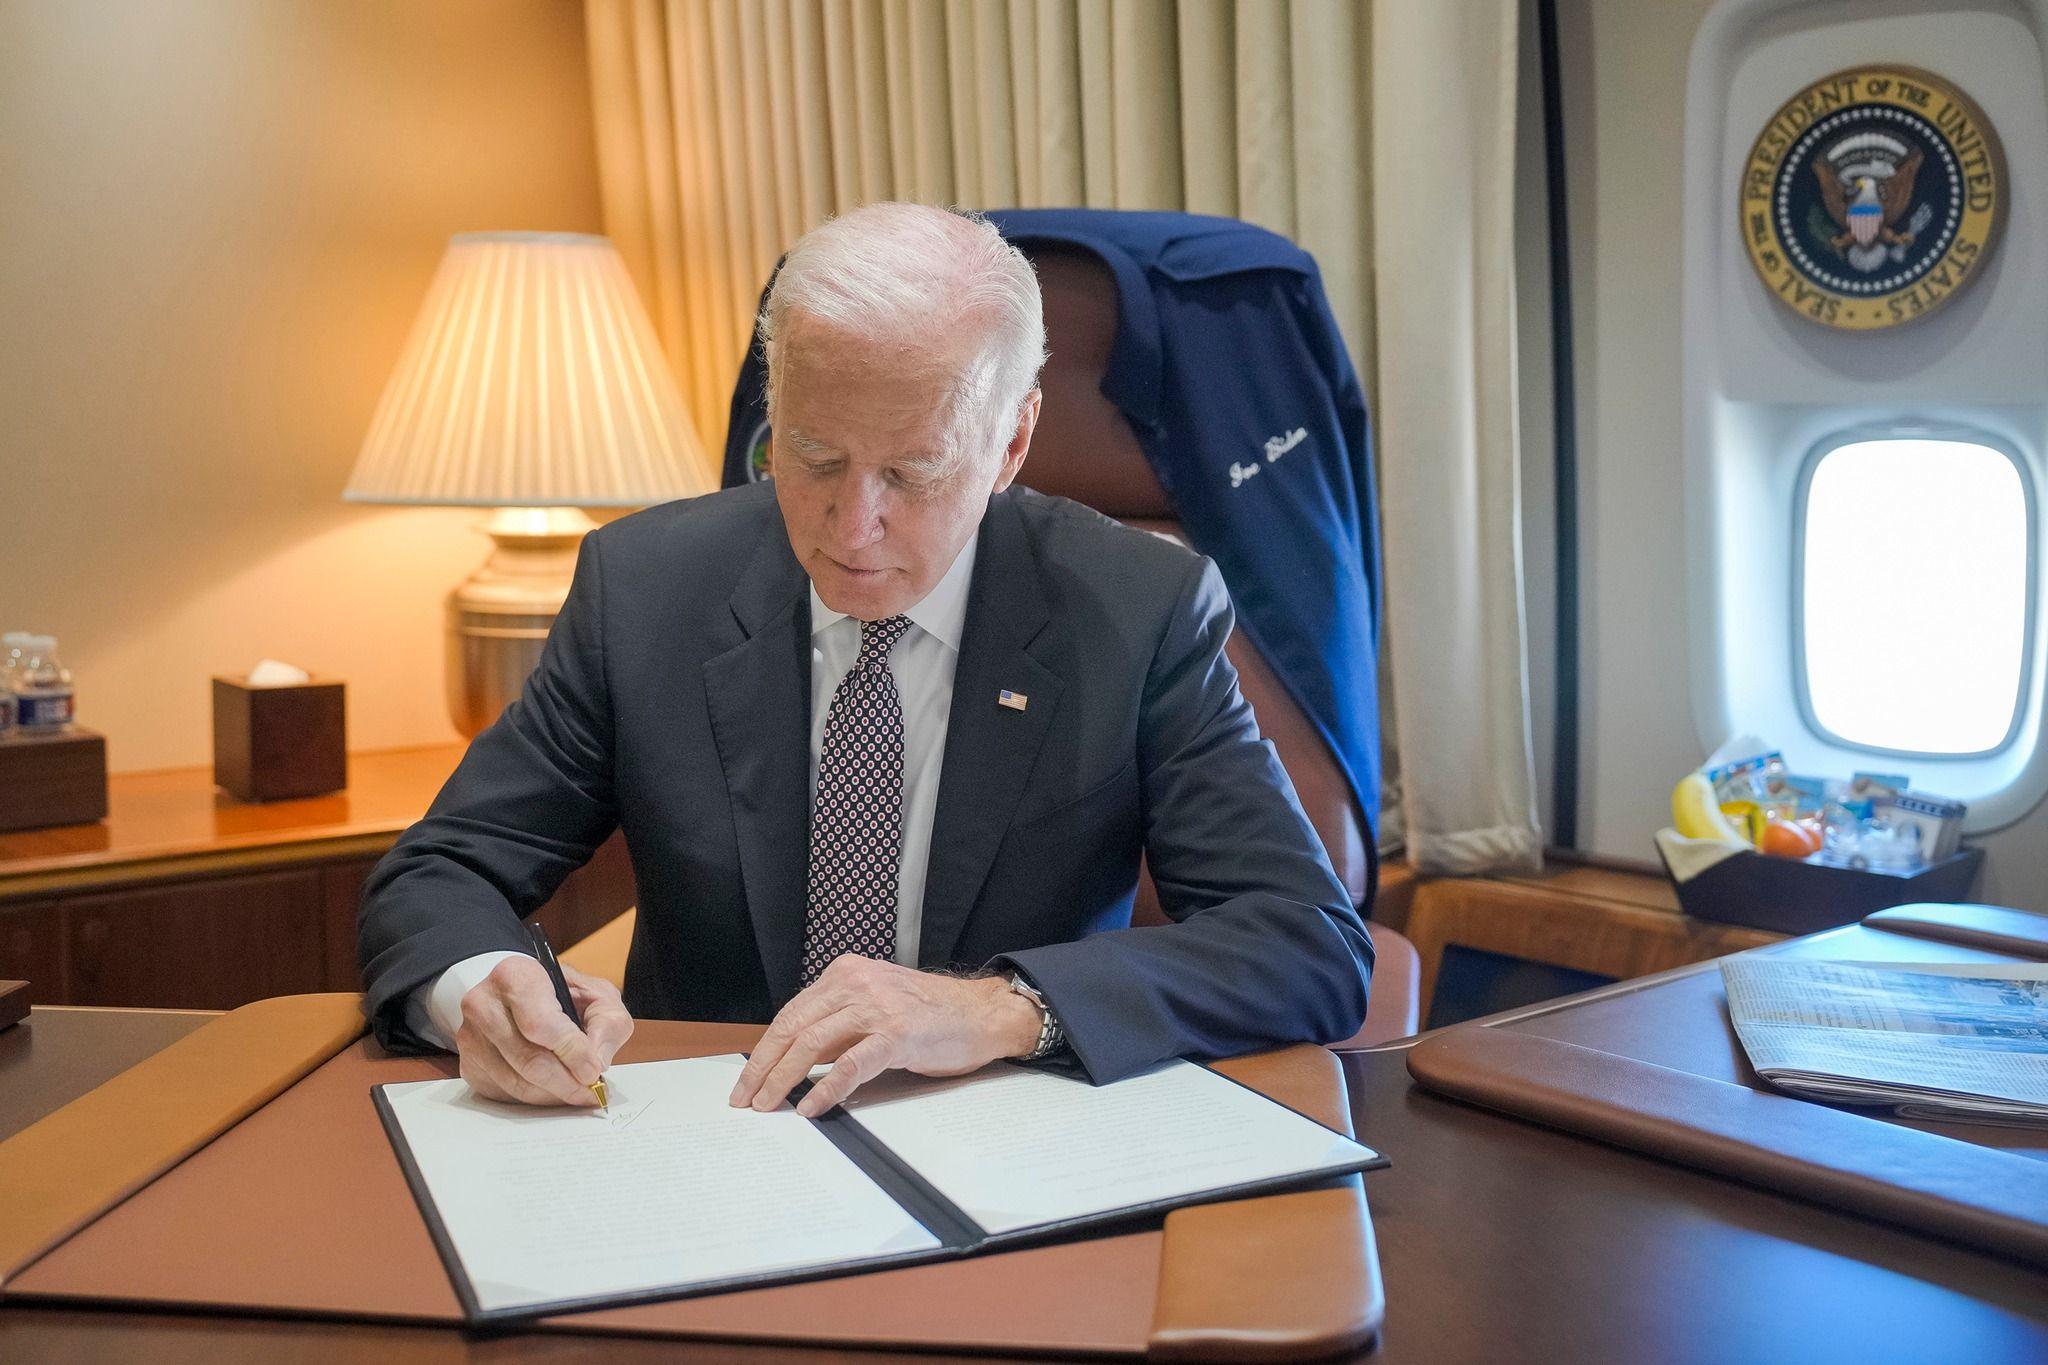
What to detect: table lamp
<box><xmin>344</xmin><ymin>232</ymin><xmax>712</xmax><ymax>736</ymax></box>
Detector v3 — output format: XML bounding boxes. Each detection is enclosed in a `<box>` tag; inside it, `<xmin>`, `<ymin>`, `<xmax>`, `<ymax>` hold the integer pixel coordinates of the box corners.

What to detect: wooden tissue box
<box><xmin>212</xmin><ymin>676</ymin><xmax>346</xmax><ymax>802</ymax></box>
<box><xmin>0</xmin><ymin>726</ymin><xmax>109</xmax><ymax>832</ymax></box>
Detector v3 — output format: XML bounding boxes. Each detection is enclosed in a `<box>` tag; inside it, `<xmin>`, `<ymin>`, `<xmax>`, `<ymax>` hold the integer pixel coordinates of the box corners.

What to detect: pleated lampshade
<box><xmin>344</xmin><ymin>232</ymin><xmax>712</xmax><ymax>507</ymax></box>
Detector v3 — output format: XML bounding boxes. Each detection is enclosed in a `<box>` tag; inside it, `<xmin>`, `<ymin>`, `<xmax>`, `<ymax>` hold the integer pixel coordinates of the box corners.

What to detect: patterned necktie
<box><xmin>801</xmin><ymin>614</ymin><xmax>913</xmax><ymax>987</ymax></box>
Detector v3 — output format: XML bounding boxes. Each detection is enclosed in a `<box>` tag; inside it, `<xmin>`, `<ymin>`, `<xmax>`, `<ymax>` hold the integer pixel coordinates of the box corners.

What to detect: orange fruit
<box><xmin>1759</xmin><ymin>817</ymin><xmax>1821</xmax><ymax>859</ymax></box>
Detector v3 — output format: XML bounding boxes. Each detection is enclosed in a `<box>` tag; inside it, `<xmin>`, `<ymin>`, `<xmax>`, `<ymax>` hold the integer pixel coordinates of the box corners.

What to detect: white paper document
<box><xmin>1721</xmin><ymin>958</ymin><xmax>2048</xmax><ymax>1126</ymax></box>
<box><xmin>378</xmin><ymin>1054</ymin><xmax>939</xmax><ymax>1316</ymax></box>
<box><xmin>839</xmin><ymin>1058</ymin><xmax>1376</xmax><ymax>1235</ymax></box>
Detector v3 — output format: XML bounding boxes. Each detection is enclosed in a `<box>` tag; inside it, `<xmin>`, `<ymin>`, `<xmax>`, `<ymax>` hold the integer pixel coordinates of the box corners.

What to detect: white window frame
<box><xmin>1790</xmin><ymin>424</ymin><xmax>2038</xmax><ymax>764</ymax></box>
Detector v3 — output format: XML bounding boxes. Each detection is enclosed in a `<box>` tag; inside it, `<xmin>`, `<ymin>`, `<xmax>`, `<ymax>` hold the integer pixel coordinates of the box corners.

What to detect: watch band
<box><xmin>1006</xmin><ymin>972</ymin><xmax>1066</xmax><ymax>1061</ymax></box>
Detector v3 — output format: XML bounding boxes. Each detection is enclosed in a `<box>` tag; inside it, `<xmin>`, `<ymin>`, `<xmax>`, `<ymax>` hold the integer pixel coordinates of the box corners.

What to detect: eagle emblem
<box><xmin>1739</xmin><ymin>66</ymin><xmax>2004</xmax><ymax>330</ymax></box>
<box><xmin>1811</xmin><ymin>133</ymin><xmax>1932</xmax><ymax>273</ymax></box>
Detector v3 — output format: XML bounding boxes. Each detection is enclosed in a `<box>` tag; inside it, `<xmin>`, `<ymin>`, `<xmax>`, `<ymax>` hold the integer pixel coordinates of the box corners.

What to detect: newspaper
<box><xmin>1720</xmin><ymin>958</ymin><xmax>2048</xmax><ymax>1127</ymax></box>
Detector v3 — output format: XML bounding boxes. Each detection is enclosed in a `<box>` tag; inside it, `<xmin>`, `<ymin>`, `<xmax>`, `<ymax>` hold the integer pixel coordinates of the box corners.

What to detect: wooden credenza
<box><xmin>0</xmin><ymin>746</ymin><xmax>634</xmax><ymax>1011</ymax></box>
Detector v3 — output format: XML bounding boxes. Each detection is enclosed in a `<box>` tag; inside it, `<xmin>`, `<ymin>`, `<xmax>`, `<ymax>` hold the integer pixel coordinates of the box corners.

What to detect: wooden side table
<box><xmin>0</xmin><ymin>746</ymin><xmax>634</xmax><ymax>1011</ymax></box>
<box><xmin>1398</xmin><ymin>862</ymin><xmax>1784</xmax><ymax>1020</ymax></box>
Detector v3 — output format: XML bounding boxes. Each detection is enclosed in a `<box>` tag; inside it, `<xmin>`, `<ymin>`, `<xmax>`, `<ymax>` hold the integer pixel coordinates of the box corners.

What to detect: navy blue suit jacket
<box><xmin>356</xmin><ymin>483</ymin><xmax>1373</xmax><ymax>1082</ymax></box>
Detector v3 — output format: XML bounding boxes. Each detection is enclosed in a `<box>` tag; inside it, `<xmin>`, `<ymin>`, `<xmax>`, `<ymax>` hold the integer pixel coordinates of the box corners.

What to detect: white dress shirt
<box><xmin>404</xmin><ymin>533</ymin><xmax>981</xmax><ymax>1050</ymax></box>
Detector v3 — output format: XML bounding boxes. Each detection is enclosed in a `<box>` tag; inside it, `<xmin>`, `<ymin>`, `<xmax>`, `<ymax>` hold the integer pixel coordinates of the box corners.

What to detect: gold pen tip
<box><xmin>592</xmin><ymin>1079</ymin><xmax>609</xmax><ymax>1110</ymax></box>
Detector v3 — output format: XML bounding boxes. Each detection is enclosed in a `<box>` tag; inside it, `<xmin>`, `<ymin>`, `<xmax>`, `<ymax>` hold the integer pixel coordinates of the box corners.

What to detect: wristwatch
<box><xmin>1005</xmin><ymin>972</ymin><xmax>1067</xmax><ymax>1061</ymax></box>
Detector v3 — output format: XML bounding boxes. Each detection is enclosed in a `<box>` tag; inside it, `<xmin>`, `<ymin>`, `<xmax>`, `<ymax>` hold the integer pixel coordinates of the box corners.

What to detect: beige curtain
<box><xmin>1370</xmin><ymin>0</ymin><xmax>1541</xmax><ymax>873</ymax></box>
<box><xmin>585</xmin><ymin>0</ymin><xmax>1540</xmax><ymax>872</ymax></box>
<box><xmin>583</xmin><ymin>0</ymin><xmax>1373</xmax><ymax>472</ymax></box>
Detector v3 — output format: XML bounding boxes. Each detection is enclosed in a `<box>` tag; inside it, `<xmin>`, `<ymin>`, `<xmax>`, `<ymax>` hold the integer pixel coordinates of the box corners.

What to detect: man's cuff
<box><xmin>405</xmin><ymin>950</ymin><xmax>528</xmax><ymax>1052</ymax></box>
<box><xmin>986</xmin><ymin>951</ymin><xmax>1102</xmax><ymax>1080</ymax></box>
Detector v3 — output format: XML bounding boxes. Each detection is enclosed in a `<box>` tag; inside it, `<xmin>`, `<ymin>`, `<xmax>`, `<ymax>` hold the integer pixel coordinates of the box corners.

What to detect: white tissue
<box><xmin>1652</xmin><ymin>827</ymin><xmax>1748</xmax><ymax>884</ymax></box>
<box><xmin>247</xmin><ymin>659</ymin><xmax>312</xmax><ymax>687</ymax></box>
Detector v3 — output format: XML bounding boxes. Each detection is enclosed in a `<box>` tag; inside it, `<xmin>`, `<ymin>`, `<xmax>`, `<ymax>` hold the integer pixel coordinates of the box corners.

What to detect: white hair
<box><xmin>758</xmin><ymin>203</ymin><xmax>1048</xmax><ymax>466</ymax></box>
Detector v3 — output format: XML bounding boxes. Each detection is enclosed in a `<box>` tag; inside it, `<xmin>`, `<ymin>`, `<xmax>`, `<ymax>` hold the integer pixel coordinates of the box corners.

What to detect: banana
<box><xmin>1672</xmin><ymin>772</ymin><xmax>1749</xmax><ymax>844</ymax></box>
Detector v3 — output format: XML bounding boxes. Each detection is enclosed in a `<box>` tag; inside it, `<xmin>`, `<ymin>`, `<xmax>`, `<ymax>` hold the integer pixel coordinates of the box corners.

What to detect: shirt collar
<box><xmin>809</xmin><ymin>531</ymin><xmax>979</xmax><ymax>653</ymax></box>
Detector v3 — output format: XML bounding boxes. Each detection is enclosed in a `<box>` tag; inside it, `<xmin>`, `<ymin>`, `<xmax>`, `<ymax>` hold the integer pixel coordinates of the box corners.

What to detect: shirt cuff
<box><xmin>404</xmin><ymin>950</ymin><xmax>529</xmax><ymax>1052</ymax></box>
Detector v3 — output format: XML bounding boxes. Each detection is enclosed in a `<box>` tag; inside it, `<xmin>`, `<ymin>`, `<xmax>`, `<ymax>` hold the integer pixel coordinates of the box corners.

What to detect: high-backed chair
<box><xmin>1016</xmin><ymin>243</ymin><xmax>1419</xmax><ymax>1045</ymax></box>
<box><xmin>569</xmin><ymin>233</ymin><xmax>1422</xmax><ymax>1047</ymax></box>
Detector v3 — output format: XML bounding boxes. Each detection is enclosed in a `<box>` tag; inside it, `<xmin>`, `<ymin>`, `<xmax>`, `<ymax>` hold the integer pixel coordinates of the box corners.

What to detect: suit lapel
<box><xmin>703</xmin><ymin>530</ymin><xmax>813</xmax><ymax>1006</ymax></box>
<box><xmin>920</xmin><ymin>492</ymin><xmax>1064</xmax><ymax>967</ymax></box>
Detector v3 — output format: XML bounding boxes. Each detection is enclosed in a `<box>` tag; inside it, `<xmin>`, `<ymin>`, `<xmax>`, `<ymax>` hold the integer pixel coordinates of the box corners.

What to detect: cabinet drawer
<box><xmin>66</xmin><ymin>870</ymin><xmax>326</xmax><ymax>1010</ymax></box>
<box><xmin>0</xmin><ymin>900</ymin><xmax>65</xmax><ymax>1000</ymax></box>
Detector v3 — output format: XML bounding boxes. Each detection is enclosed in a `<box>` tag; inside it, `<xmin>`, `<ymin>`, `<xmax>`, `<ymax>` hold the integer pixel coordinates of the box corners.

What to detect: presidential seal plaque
<box><xmin>1740</xmin><ymin>66</ymin><xmax>2004</xmax><ymax>330</ymax></box>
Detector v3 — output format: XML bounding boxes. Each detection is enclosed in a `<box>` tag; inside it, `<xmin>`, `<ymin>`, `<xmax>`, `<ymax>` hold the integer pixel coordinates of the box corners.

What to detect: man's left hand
<box><xmin>728</xmin><ymin>956</ymin><xmax>1043</xmax><ymax>1117</ymax></box>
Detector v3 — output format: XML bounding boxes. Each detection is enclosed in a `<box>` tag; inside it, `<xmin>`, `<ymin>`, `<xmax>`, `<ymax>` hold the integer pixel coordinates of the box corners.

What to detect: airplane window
<box><xmin>1799</xmin><ymin>436</ymin><xmax>2032</xmax><ymax>757</ymax></box>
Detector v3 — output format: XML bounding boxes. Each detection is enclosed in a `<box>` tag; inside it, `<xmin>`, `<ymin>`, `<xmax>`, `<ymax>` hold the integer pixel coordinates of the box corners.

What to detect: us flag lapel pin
<box><xmin>997</xmin><ymin>689</ymin><xmax>1029</xmax><ymax>712</ymax></box>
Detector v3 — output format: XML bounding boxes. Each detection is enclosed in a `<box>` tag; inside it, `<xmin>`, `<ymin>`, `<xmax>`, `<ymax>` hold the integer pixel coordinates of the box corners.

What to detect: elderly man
<box><xmin>358</xmin><ymin>203</ymin><xmax>1373</xmax><ymax>1118</ymax></box>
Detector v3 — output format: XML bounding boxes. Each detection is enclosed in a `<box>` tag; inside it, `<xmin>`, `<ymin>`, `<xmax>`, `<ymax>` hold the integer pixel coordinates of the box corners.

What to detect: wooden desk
<box><xmin>4</xmin><ymin>980</ymin><xmax>2042</xmax><ymax>1362</ymax></box>
<box><xmin>0</xmin><ymin>746</ymin><xmax>633</xmax><ymax>1010</ymax></box>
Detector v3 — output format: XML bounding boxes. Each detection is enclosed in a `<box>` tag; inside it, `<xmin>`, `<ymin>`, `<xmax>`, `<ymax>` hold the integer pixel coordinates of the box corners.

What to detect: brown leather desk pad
<box><xmin>1408</xmin><ymin>912</ymin><xmax>2048</xmax><ymax>1266</ymax></box>
<box><xmin>5</xmin><ymin>1014</ymin><xmax>1382</xmax><ymax>1359</ymax></box>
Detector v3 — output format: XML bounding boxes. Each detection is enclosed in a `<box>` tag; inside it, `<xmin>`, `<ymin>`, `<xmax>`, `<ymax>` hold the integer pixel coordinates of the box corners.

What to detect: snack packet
<box><xmin>1707</xmin><ymin>750</ymin><xmax>1785</xmax><ymax>806</ymax></box>
<box><xmin>1841</xmin><ymin>770</ymin><xmax>1908</xmax><ymax>821</ymax></box>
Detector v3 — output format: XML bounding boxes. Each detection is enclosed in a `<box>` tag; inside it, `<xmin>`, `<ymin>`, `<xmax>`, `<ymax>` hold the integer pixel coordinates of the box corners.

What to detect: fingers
<box><xmin>730</xmin><ymin>957</ymin><xmax>1021</xmax><ymax>1115</ymax></box>
<box><xmin>456</xmin><ymin>958</ymin><xmax>597</xmax><ymax>1107</ymax></box>
<box><xmin>577</xmin><ymin>992</ymin><xmax>635</xmax><ymax>1070</ymax></box>
<box><xmin>470</xmin><ymin>1009</ymin><xmax>594</xmax><ymax>1107</ymax></box>
<box><xmin>505</xmin><ymin>972</ymin><xmax>600</xmax><ymax>1088</ymax></box>
<box><xmin>797</xmin><ymin>1034</ymin><xmax>895</xmax><ymax>1117</ymax></box>
<box><xmin>563</xmin><ymin>963</ymin><xmax>635</xmax><ymax>1069</ymax></box>
<box><xmin>730</xmin><ymin>962</ymin><xmax>857</xmax><ymax>1106</ymax></box>
<box><xmin>746</xmin><ymin>1010</ymin><xmax>868</xmax><ymax>1113</ymax></box>
<box><xmin>561</xmin><ymin>960</ymin><xmax>619</xmax><ymax>1005</ymax></box>
<box><xmin>459</xmin><ymin>1027</ymin><xmax>577</xmax><ymax>1106</ymax></box>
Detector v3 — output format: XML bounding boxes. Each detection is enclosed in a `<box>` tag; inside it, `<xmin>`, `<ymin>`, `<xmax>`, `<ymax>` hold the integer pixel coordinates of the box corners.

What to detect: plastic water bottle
<box><xmin>0</xmin><ymin>634</ymin><xmax>16</xmax><ymax>737</ymax></box>
<box><xmin>13</xmin><ymin>635</ymin><xmax>75</xmax><ymax>732</ymax></box>
<box><xmin>0</xmin><ymin>632</ymin><xmax>31</xmax><ymax>737</ymax></box>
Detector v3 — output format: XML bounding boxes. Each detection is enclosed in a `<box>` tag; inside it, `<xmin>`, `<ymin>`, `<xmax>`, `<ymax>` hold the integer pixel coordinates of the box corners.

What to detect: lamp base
<box><xmin>446</xmin><ymin>507</ymin><xmax>595</xmax><ymax>738</ymax></box>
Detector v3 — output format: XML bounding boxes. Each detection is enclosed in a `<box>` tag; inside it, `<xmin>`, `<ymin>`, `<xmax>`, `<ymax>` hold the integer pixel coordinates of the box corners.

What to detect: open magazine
<box><xmin>1720</xmin><ymin>957</ymin><xmax>2048</xmax><ymax>1127</ymax></box>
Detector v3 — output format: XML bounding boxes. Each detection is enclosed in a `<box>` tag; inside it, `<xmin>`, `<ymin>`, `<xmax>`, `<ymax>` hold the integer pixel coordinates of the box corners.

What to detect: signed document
<box><xmin>377</xmin><ymin>1054</ymin><xmax>1384</xmax><ymax>1324</ymax></box>
<box><xmin>377</xmin><ymin>1055</ymin><xmax>938</xmax><ymax>1318</ymax></box>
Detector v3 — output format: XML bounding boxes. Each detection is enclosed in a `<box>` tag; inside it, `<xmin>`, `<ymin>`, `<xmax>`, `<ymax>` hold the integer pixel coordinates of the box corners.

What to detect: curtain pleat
<box><xmin>1371</xmin><ymin>0</ymin><xmax>1542</xmax><ymax>873</ymax></box>
<box><xmin>1232</xmin><ymin>0</ymin><xmax>1294</xmax><ymax>238</ymax></box>
<box><xmin>760</xmin><ymin>2</ymin><xmax>799</xmax><ymax>247</ymax></box>
<box><xmin>970</xmin><ymin>3</ymin><xmax>1019</xmax><ymax>208</ymax></box>
<box><xmin>942</xmin><ymin>4</ymin><xmax>979</xmax><ymax>204</ymax></box>
<box><xmin>1004</xmin><ymin>0</ymin><xmax>1040</xmax><ymax>206</ymax></box>
<box><xmin>1108</xmin><ymin>1</ymin><xmax>1180</xmax><ymax>208</ymax></box>
<box><xmin>701</xmin><ymin>0</ymin><xmax>755</xmax><ymax>368</ymax></box>
<box><xmin>1074</xmin><ymin>0</ymin><xmax>1116</xmax><ymax>206</ymax></box>
<box><xmin>735</xmin><ymin>2</ymin><xmax>784</xmax><ymax>286</ymax></box>
<box><xmin>1033</xmin><ymin>2</ymin><xmax>1086</xmax><ymax>205</ymax></box>
<box><xmin>1288</xmin><ymin>0</ymin><xmax>1372</xmax><ymax>372</ymax></box>
<box><xmin>1176</xmin><ymin>0</ymin><xmax>1235</xmax><ymax>218</ymax></box>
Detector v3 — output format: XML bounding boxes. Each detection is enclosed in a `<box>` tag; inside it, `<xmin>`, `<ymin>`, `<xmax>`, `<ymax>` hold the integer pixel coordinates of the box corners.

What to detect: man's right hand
<box><xmin>454</xmin><ymin>955</ymin><xmax>634</xmax><ymax>1107</ymax></box>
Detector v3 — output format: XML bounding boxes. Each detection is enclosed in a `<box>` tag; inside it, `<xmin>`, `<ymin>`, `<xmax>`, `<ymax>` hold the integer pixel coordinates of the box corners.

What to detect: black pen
<box><xmin>526</xmin><ymin>922</ymin><xmax>609</xmax><ymax>1110</ymax></box>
